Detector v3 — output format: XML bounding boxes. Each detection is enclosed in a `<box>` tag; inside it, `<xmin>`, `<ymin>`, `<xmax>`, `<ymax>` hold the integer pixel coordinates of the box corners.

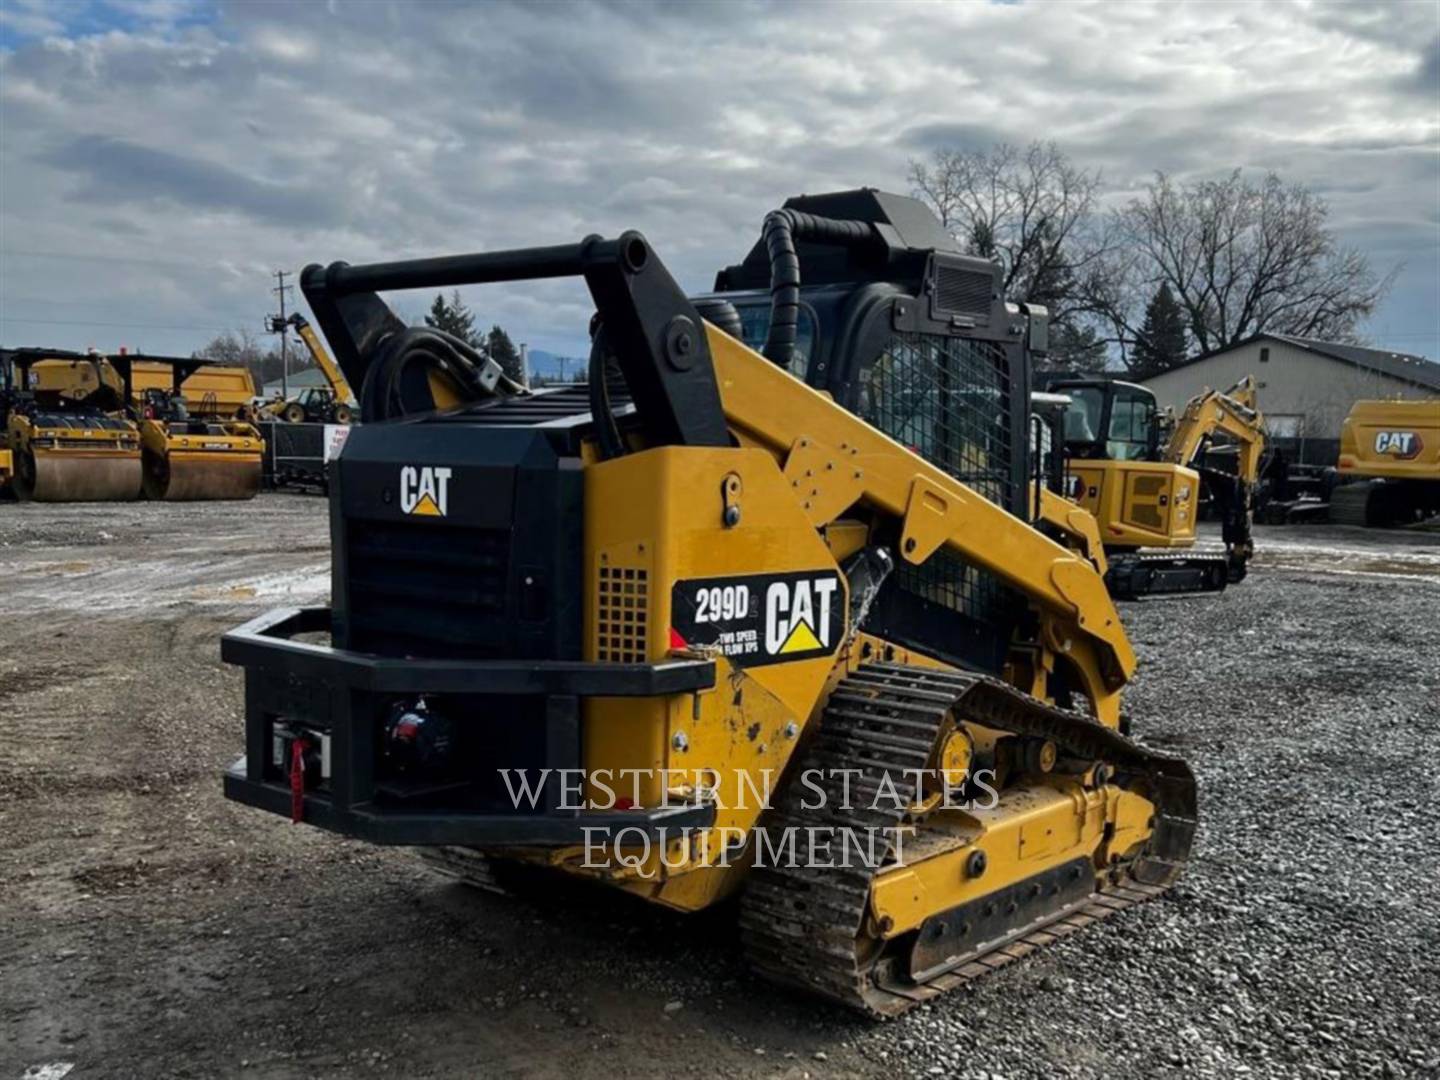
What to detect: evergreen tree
<box><xmin>1129</xmin><ymin>282</ymin><xmax>1189</xmax><ymax>380</ymax></box>
<box><xmin>486</xmin><ymin>325</ymin><xmax>525</xmax><ymax>384</ymax></box>
<box><xmin>1040</xmin><ymin>322</ymin><xmax>1108</xmax><ymax>374</ymax></box>
<box><xmin>425</xmin><ymin>290</ymin><xmax>481</xmax><ymax>348</ymax></box>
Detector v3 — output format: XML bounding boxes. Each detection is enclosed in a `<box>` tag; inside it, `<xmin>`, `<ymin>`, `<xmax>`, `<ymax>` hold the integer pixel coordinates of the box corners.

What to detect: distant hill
<box><xmin>526</xmin><ymin>348</ymin><xmax>587</xmax><ymax>384</ymax></box>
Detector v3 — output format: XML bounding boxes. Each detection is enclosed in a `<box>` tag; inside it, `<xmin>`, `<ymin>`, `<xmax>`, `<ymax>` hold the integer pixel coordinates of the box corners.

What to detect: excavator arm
<box><xmin>1162</xmin><ymin>375</ymin><xmax>1266</xmax><ymax>579</ymax></box>
<box><xmin>1164</xmin><ymin>375</ymin><xmax>1266</xmax><ymax>482</ymax></box>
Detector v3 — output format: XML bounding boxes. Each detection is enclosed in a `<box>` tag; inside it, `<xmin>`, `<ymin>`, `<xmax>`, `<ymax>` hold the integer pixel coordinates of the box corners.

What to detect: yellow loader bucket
<box><xmin>143</xmin><ymin>449</ymin><xmax>262</xmax><ymax>501</ymax></box>
<box><xmin>15</xmin><ymin>448</ymin><xmax>143</xmax><ymax>502</ymax></box>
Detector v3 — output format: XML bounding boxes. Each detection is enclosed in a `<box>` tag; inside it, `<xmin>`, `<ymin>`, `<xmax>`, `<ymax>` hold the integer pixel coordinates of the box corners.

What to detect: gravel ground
<box><xmin>2</xmin><ymin>496</ymin><xmax>1438</xmax><ymax>1080</ymax></box>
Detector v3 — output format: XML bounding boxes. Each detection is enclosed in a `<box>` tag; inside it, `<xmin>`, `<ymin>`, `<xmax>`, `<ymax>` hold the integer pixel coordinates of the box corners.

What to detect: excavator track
<box><xmin>1105</xmin><ymin>551</ymin><xmax>1231</xmax><ymax>599</ymax></box>
<box><xmin>739</xmin><ymin>662</ymin><xmax>1195</xmax><ymax>1017</ymax></box>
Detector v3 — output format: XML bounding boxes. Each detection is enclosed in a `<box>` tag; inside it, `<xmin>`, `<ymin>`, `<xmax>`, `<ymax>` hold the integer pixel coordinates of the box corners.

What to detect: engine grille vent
<box><xmin>596</xmin><ymin>564</ymin><xmax>649</xmax><ymax>662</ymax></box>
<box><xmin>346</xmin><ymin>521</ymin><xmax>510</xmax><ymax>657</ymax></box>
<box><xmin>933</xmin><ymin>264</ymin><xmax>995</xmax><ymax>322</ymax></box>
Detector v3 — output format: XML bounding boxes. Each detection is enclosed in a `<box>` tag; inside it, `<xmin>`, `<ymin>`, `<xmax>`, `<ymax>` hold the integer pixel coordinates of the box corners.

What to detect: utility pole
<box><xmin>269</xmin><ymin>270</ymin><xmax>294</xmax><ymax>399</ymax></box>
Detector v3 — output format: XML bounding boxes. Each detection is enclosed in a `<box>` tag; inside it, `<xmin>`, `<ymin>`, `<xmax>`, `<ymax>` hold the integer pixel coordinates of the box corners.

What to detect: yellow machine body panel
<box><xmin>25</xmin><ymin>357</ymin><xmax>124</xmax><ymax>403</ymax></box>
<box><xmin>131</xmin><ymin>361</ymin><xmax>257</xmax><ymax>418</ymax></box>
<box><xmin>1068</xmin><ymin>459</ymin><xmax>1200</xmax><ymax>550</ymax></box>
<box><xmin>1337</xmin><ymin>399</ymin><xmax>1440</xmax><ymax>481</ymax></box>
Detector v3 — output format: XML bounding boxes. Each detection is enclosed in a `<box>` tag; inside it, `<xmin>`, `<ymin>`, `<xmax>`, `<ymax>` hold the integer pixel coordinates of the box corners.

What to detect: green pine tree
<box><xmin>1130</xmin><ymin>283</ymin><xmax>1188</xmax><ymax>380</ymax></box>
<box><xmin>424</xmin><ymin>290</ymin><xmax>481</xmax><ymax>348</ymax></box>
<box><xmin>486</xmin><ymin>324</ymin><xmax>525</xmax><ymax>384</ymax></box>
<box><xmin>1041</xmin><ymin>321</ymin><xmax>1108</xmax><ymax>374</ymax></box>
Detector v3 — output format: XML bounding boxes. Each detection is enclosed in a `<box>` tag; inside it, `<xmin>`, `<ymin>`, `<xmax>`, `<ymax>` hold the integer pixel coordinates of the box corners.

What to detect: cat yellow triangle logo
<box><xmin>410</xmin><ymin>492</ymin><xmax>442</xmax><ymax>516</ymax></box>
<box><xmin>779</xmin><ymin>618</ymin><xmax>823</xmax><ymax>654</ymax></box>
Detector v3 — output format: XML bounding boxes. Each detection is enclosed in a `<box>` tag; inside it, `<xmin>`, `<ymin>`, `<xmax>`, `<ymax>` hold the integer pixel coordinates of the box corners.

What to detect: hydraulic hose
<box><xmin>760</xmin><ymin>209</ymin><xmax>880</xmax><ymax>369</ymax></box>
<box><xmin>359</xmin><ymin>326</ymin><xmax>525</xmax><ymax>423</ymax></box>
<box><xmin>587</xmin><ymin>323</ymin><xmax>628</xmax><ymax>461</ymax></box>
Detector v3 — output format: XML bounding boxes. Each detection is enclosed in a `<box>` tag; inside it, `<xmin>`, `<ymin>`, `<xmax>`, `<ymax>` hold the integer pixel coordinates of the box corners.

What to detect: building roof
<box><xmin>261</xmin><ymin>367</ymin><xmax>329</xmax><ymax>395</ymax></box>
<box><xmin>1156</xmin><ymin>332</ymin><xmax>1440</xmax><ymax>392</ymax></box>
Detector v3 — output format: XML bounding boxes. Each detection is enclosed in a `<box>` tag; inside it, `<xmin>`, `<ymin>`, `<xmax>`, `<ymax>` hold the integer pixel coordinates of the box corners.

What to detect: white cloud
<box><xmin>0</xmin><ymin>0</ymin><xmax>1436</xmax><ymax>360</ymax></box>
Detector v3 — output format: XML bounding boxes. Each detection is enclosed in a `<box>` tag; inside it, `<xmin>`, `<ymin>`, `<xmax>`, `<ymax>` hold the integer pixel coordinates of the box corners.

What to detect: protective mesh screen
<box><xmin>859</xmin><ymin>332</ymin><xmax>1015</xmax><ymax>627</ymax></box>
<box><xmin>859</xmin><ymin>333</ymin><xmax>1013</xmax><ymax>505</ymax></box>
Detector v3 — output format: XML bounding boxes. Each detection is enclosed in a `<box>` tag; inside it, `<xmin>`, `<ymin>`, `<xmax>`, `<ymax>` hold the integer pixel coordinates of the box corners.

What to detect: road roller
<box><xmin>1</xmin><ymin>348</ymin><xmax>143</xmax><ymax>502</ymax></box>
<box><xmin>119</xmin><ymin>356</ymin><xmax>264</xmax><ymax>501</ymax></box>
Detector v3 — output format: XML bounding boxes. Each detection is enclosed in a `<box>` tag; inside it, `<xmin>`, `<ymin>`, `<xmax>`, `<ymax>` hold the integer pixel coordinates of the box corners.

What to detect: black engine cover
<box><xmin>331</xmin><ymin>419</ymin><xmax>583</xmax><ymax>661</ymax></box>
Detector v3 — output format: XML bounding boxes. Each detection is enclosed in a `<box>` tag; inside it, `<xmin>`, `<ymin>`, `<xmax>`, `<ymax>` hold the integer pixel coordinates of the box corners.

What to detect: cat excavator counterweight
<box><xmin>221</xmin><ymin>191</ymin><xmax>1194</xmax><ymax>1017</ymax></box>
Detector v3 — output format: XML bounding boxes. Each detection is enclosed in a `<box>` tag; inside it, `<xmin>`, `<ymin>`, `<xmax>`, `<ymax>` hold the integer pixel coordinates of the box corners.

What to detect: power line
<box><xmin>0</xmin><ymin>314</ymin><xmax>253</xmax><ymax>333</ymax></box>
<box><xmin>0</xmin><ymin>247</ymin><xmax>261</xmax><ymax>272</ymax></box>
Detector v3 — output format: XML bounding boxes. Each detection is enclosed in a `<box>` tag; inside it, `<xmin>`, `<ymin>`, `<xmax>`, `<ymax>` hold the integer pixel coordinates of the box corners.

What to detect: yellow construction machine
<box><xmin>1</xmin><ymin>348</ymin><xmax>143</xmax><ymax>502</ymax></box>
<box><xmin>221</xmin><ymin>191</ymin><xmax>1194</xmax><ymax>1016</ymax></box>
<box><xmin>257</xmin><ymin>313</ymin><xmax>356</xmax><ymax>424</ymax></box>
<box><xmin>114</xmin><ymin>355</ymin><xmax>264</xmax><ymax>501</ymax></box>
<box><xmin>130</xmin><ymin>357</ymin><xmax>259</xmax><ymax>419</ymax></box>
<box><xmin>1328</xmin><ymin>399</ymin><xmax>1440</xmax><ymax>526</ymax></box>
<box><xmin>1046</xmin><ymin>376</ymin><xmax>1265</xmax><ymax>598</ymax></box>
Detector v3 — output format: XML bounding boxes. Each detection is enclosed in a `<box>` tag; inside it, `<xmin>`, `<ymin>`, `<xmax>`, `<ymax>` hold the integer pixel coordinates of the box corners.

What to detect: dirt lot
<box><xmin>2</xmin><ymin>496</ymin><xmax>1438</xmax><ymax>1080</ymax></box>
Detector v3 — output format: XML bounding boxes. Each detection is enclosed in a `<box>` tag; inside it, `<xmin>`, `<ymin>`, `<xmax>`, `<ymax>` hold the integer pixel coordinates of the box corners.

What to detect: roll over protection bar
<box><xmin>299</xmin><ymin>233</ymin><xmax>732</xmax><ymax>449</ymax></box>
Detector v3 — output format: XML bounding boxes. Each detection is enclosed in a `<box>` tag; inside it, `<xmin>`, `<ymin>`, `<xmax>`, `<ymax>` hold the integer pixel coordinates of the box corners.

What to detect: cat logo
<box><xmin>1374</xmin><ymin>431</ymin><xmax>1423</xmax><ymax>460</ymax></box>
<box><xmin>669</xmin><ymin>570</ymin><xmax>844</xmax><ymax>669</ymax></box>
<box><xmin>399</xmin><ymin>465</ymin><xmax>451</xmax><ymax>517</ymax></box>
<box><xmin>764</xmin><ymin>576</ymin><xmax>839</xmax><ymax>656</ymax></box>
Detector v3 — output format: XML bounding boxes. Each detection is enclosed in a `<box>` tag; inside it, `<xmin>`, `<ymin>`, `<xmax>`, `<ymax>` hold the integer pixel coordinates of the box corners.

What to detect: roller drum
<box><xmin>143</xmin><ymin>450</ymin><xmax>261</xmax><ymax>501</ymax></box>
<box><xmin>15</xmin><ymin>449</ymin><xmax>142</xmax><ymax>502</ymax></box>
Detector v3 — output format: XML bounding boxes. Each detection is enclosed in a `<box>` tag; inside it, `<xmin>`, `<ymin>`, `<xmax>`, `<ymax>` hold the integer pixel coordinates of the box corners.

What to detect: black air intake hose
<box><xmin>761</xmin><ymin>209</ymin><xmax>881</xmax><ymax>368</ymax></box>
<box><xmin>586</xmin><ymin>322</ymin><xmax>629</xmax><ymax>461</ymax></box>
<box><xmin>359</xmin><ymin>326</ymin><xmax>524</xmax><ymax>422</ymax></box>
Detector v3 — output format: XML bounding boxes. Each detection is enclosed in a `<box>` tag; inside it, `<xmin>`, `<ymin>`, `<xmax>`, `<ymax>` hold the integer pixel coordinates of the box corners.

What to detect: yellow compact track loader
<box><xmin>1</xmin><ymin>348</ymin><xmax>143</xmax><ymax>502</ymax></box>
<box><xmin>222</xmin><ymin>191</ymin><xmax>1195</xmax><ymax>1016</ymax></box>
<box><xmin>1329</xmin><ymin>399</ymin><xmax>1440</xmax><ymax>526</ymax></box>
<box><xmin>257</xmin><ymin>313</ymin><xmax>356</xmax><ymax>424</ymax></box>
<box><xmin>1047</xmin><ymin>376</ymin><xmax>1265</xmax><ymax>598</ymax></box>
<box><xmin>115</xmin><ymin>356</ymin><xmax>264</xmax><ymax>501</ymax></box>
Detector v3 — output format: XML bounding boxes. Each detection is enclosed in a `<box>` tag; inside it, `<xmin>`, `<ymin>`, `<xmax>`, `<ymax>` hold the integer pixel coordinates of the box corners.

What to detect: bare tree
<box><xmin>908</xmin><ymin>142</ymin><xmax>1105</xmax><ymax>316</ymax></box>
<box><xmin>908</xmin><ymin>142</ymin><xmax>1113</xmax><ymax>369</ymax></box>
<box><xmin>194</xmin><ymin>329</ymin><xmax>294</xmax><ymax>390</ymax></box>
<box><xmin>1106</xmin><ymin>171</ymin><xmax>1393</xmax><ymax>354</ymax></box>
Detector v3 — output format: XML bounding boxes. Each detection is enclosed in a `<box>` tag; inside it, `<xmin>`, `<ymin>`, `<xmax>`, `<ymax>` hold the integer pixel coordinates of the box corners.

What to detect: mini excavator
<box><xmin>222</xmin><ymin>191</ymin><xmax>1195</xmax><ymax>1016</ymax></box>
<box><xmin>1047</xmin><ymin>376</ymin><xmax>1265</xmax><ymax>598</ymax></box>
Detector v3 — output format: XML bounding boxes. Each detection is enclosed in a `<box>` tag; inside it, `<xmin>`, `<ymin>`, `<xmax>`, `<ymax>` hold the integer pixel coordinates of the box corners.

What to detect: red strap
<box><xmin>290</xmin><ymin>738</ymin><xmax>307</xmax><ymax>824</ymax></box>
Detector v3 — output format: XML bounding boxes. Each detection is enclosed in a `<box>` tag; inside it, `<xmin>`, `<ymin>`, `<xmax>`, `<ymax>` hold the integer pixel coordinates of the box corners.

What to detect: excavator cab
<box><xmin>1049</xmin><ymin>379</ymin><xmax>1161</xmax><ymax>463</ymax></box>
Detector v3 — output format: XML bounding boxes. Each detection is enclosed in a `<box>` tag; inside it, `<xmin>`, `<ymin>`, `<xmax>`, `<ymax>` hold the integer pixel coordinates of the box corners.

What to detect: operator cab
<box><xmin>1047</xmin><ymin>378</ymin><xmax>1161</xmax><ymax>463</ymax></box>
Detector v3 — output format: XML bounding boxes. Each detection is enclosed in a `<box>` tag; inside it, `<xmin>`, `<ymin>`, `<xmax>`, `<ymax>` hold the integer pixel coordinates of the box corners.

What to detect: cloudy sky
<box><xmin>1</xmin><ymin>0</ymin><xmax>1437</xmax><ymax>363</ymax></box>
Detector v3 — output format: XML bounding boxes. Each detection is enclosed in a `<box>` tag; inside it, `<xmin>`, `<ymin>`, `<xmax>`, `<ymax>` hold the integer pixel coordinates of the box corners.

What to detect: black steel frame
<box><xmin>222</xmin><ymin>607</ymin><xmax>717</xmax><ymax>846</ymax></box>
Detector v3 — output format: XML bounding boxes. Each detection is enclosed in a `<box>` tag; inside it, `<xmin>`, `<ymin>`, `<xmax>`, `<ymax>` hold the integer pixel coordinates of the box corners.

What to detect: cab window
<box><xmin>1062</xmin><ymin>387</ymin><xmax>1103</xmax><ymax>446</ymax></box>
<box><xmin>1106</xmin><ymin>389</ymin><xmax>1156</xmax><ymax>461</ymax></box>
<box><xmin>736</xmin><ymin>304</ymin><xmax>816</xmax><ymax>379</ymax></box>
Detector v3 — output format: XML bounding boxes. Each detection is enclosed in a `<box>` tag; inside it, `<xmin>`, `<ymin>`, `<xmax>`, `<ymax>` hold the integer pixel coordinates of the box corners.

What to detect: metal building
<box><xmin>1140</xmin><ymin>333</ymin><xmax>1440</xmax><ymax>462</ymax></box>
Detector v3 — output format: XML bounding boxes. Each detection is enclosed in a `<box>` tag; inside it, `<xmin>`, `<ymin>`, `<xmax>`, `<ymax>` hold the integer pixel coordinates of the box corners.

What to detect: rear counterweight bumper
<box><xmin>221</xmin><ymin>607</ymin><xmax>717</xmax><ymax>846</ymax></box>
